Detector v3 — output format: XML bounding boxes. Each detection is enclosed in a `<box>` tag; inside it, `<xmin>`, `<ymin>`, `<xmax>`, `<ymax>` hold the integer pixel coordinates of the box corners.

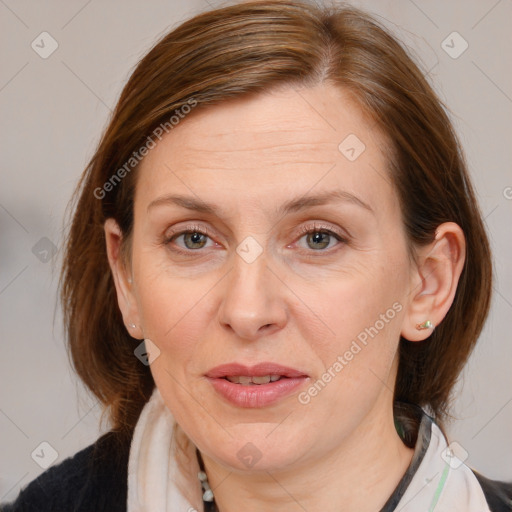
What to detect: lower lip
<box><xmin>206</xmin><ymin>376</ymin><xmax>309</xmax><ymax>408</ymax></box>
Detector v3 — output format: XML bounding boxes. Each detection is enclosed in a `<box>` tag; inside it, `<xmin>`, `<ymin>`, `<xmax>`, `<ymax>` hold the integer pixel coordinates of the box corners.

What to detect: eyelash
<box><xmin>162</xmin><ymin>222</ymin><xmax>348</xmax><ymax>257</ymax></box>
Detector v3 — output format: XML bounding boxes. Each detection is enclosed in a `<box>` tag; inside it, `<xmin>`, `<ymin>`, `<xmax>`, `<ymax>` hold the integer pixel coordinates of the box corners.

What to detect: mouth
<box><xmin>205</xmin><ymin>362</ymin><xmax>309</xmax><ymax>408</ymax></box>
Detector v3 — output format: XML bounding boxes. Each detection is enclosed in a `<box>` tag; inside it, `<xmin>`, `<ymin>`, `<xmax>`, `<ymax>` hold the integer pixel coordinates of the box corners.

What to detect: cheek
<box><xmin>298</xmin><ymin>259</ymin><xmax>407</xmax><ymax>386</ymax></box>
<box><xmin>305</xmin><ymin>258</ymin><xmax>405</xmax><ymax>335</ymax></box>
<box><xmin>133</xmin><ymin>250</ymin><xmax>225</xmax><ymax>385</ymax></box>
<box><xmin>136</xmin><ymin>276</ymin><xmax>210</xmax><ymax>359</ymax></box>
<box><xmin>136</xmin><ymin>273</ymin><xmax>215</xmax><ymax>429</ymax></box>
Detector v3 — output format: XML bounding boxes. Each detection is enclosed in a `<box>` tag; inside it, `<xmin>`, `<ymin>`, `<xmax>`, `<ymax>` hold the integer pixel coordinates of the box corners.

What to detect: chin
<box><xmin>202</xmin><ymin>427</ymin><xmax>310</xmax><ymax>474</ymax></box>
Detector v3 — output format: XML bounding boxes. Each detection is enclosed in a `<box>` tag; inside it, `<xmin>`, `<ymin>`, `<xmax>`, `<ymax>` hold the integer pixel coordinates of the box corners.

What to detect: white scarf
<box><xmin>127</xmin><ymin>386</ymin><xmax>205</xmax><ymax>512</ymax></box>
<box><xmin>127</xmin><ymin>386</ymin><xmax>491</xmax><ymax>511</ymax></box>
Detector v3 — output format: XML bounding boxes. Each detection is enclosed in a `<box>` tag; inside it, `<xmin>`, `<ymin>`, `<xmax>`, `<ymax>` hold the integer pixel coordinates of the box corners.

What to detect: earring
<box><xmin>128</xmin><ymin>323</ymin><xmax>136</xmax><ymax>329</ymax></box>
<box><xmin>416</xmin><ymin>320</ymin><xmax>434</xmax><ymax>330</ymax></box>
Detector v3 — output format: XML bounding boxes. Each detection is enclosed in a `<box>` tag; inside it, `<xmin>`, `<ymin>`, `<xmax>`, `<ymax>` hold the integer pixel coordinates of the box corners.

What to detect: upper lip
<box><xmin>205</xmin><ymin>362</ymin><xmax>308</xmax><ymax>379</ymax></box>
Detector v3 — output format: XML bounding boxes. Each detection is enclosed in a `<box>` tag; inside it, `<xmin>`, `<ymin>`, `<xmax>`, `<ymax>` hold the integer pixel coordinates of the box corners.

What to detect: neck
<box><xmin>201</xmin><ymin>397</ymin><xmax>415</xmax><ymax>512</ymax></box>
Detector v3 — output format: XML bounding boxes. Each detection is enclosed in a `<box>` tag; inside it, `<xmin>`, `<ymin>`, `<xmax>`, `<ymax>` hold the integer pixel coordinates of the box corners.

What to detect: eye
<box><xmin>163</xmin><ymin>224</ymin><xmax>217</xmax><ymax>254</ymax></box>
<box><xmin>162</xmin><ymin>222</ymin><xmax>348</xmax><ymax>256</ymax></box>
<box><xmin>295</xmin><ymin>223</ymin><xmax>347</xmax><ymax>253</ymax></box>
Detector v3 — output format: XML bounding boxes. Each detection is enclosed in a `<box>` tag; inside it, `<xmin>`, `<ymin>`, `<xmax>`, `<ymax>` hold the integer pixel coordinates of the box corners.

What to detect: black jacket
<box><xmin>2</xmin><ymin>430</ymin><xmax>512</xmax><ymax>511</ymax></box>
<box><xmin>1</xmin><ymin>432</ymin><xmax>129</xmax><ymax>512</ymax></box>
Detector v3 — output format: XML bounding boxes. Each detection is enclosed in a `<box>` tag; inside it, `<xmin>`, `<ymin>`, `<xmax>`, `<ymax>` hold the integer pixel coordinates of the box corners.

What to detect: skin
<box><xmin>105</xmin><ymin>83</ymin><xmax>465</xmax><ymax>512</ymax></box>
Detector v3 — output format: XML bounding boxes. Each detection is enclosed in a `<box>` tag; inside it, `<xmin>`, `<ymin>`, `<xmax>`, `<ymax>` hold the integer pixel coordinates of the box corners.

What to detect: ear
<box><xmin>401</xmin><ymin>222</ymin><xmax>466</xmax><ymax>341</ymax></box>
<box><xmin>104</xmin><ymin>218</ymin><xmax>143</xmax><ymax>340</ymax></box>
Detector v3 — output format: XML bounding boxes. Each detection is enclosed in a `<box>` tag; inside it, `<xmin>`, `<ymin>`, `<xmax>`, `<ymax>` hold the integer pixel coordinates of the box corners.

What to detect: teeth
<box><xmin>225</xmin><ymin>375</ymin><xmax>282</xmax><ymax>385</ymax></box>
<box><xmin>252</xmin><ymin>375</ymin><xmax>271</xmax><ymax>384</ymax></box>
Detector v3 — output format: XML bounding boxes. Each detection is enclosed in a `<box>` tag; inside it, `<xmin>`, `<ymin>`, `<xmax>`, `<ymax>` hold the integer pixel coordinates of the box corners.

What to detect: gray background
<box><xmin>1</xmin><ymin>0</ymin><xmax>511</xmax><ymax>501</ymax></box>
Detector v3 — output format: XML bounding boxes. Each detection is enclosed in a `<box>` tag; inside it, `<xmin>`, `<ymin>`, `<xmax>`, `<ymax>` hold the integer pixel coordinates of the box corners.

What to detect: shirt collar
<box><xmin>380</xmin><ymin>402</ymin><xmax>491</xmax><ymax>511</ymax></box>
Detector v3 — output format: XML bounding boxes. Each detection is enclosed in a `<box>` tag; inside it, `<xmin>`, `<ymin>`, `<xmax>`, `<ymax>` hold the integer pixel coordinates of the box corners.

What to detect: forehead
<box><xmin>135</xmin><ymin>83</ymin><xmax>395</xmax><ymax>217</ymax></box>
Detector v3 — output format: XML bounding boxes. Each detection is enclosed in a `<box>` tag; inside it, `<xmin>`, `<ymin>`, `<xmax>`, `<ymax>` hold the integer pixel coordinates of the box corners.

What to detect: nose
<box><xmin>218</xmin><ymin>251</ymin><xmax>288</xmax><ymax>341</ymax></box>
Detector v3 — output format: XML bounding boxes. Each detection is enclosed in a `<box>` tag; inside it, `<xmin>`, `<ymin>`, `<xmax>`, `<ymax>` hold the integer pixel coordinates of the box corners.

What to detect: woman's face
<box><xmin>120</xmin><ymin>83</ymin><xmax>417</xmax><ymax>471</ymax></box>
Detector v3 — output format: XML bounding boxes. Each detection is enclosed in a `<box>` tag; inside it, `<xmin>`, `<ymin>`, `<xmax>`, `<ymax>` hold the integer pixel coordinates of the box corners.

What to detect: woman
<box><xmin>2</xmin><ymin>1</ymin><xmax>511</xmax><ymax>511</ymax></box>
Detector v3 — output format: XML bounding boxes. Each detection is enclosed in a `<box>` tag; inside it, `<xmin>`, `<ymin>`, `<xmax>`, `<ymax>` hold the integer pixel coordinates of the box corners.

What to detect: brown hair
<box><xmin>60</xmin><ymin>0</ymin><xmax>492</xmax><ymax>442</ymax></box>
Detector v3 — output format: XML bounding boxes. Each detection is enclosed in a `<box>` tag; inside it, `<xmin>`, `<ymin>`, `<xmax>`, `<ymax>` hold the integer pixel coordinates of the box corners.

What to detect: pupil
<box><xmin>185</xmin><ymin>232</ymin><xmax>206</xmax><ymax>249</ymax></box>
<box><xmin>308</xmin><ymin>232</ymin><xmax>329</xmax><ymax>250</ymax></box>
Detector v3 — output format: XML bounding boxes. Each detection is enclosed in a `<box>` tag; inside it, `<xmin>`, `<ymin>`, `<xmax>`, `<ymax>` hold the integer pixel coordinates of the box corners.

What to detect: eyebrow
<box><xmin>147</xmin><ymin>190</ymin><xmax>373</xmax><ymax>216</ymax></box>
